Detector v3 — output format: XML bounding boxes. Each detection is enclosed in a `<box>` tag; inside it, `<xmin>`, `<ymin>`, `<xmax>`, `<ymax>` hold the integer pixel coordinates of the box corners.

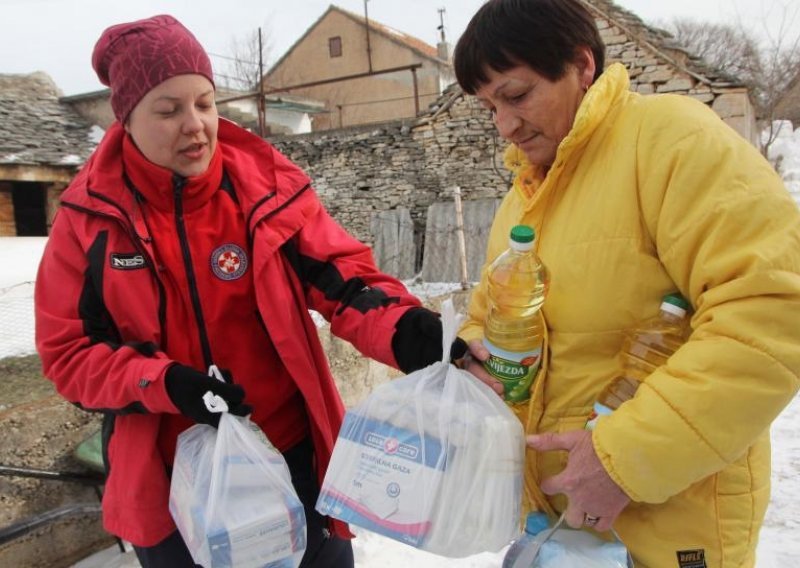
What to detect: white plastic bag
<box><xmin>316</xmin><ymin>300</ymin><xmax>525</xmax><ymax>557</ymax></box>
<box><xmin>170</xmin><ymin>410</ymin><xmax>306</xmax><ymax>568</ymax></box>
<box><xmin>520</xmin><ymin>513</ymin><xmax>633</xmax><ymax>568</ymax></box>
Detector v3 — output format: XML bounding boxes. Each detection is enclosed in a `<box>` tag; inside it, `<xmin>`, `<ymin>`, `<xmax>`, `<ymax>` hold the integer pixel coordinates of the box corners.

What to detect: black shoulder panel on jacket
<box><xmin>80</xmin><ymin>231</ymin><xmax>123</xmax><ymax>348</ymax></box>
<box><xmin>78</xmin><ymin>233</ymin><xmax>150</xmax><ymax>416</ymax></box>
<box><xmin>280</xmin><ymin>239</ymin><xmax>400</xmax><ymax>315</ymax></box>
<box><xmin>220</xmin><ymin>170</ymin><xmax>239</xmax><ymax>204</ymax></box>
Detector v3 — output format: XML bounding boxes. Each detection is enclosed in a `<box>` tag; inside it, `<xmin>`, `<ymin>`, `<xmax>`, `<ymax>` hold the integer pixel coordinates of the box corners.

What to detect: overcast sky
<box><xmin>1</xmin><ymin>0</ymin><xmax>797</xmax><ymax>96</ymax></box>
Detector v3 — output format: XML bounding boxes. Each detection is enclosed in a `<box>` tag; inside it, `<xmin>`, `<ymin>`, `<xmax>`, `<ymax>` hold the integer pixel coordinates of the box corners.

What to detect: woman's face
<box><xmin>125</xmin><ymin>74</ymin><xmax>218</xmax><ymax>177</ymax></box>
<box><xmin>475</xmin><ymin>48</ymin><xmax>595</xmax><ymax>168</ymax></box>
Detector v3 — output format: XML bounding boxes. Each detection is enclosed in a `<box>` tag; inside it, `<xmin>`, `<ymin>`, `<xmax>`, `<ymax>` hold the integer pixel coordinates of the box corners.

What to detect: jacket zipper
<box><xmin>172</xmin><ymin>175</ymin><xmax>215</xmax><ymax>371</ymax></box>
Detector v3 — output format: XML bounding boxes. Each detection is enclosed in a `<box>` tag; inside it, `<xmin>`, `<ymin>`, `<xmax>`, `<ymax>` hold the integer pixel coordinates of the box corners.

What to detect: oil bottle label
<box><xmin>482</xmin><ymin>339</ymin><xmax>542</xmax><ymax>403</ymax></box>
<box><xmin>585</xmin><ymin>401</ymin><xmax>614</xmax><ymax>431</ymax></box>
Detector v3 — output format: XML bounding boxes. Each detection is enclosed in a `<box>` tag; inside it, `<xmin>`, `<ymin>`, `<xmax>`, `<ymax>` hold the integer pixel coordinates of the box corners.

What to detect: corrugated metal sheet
<box><xmin>421</xmin><ymin>198</ymin><xmax>501</xmax><ymax>283</ymax></box>
<box><xmin>370</xmin><ymin>208</ymin><xmax>416</xmax><ymax>279</ymax></box>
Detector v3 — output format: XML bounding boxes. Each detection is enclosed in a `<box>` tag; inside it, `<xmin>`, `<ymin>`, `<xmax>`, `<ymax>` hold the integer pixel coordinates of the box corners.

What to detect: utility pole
<box><xmin>364</xmin><ymin>0</ymin><xmax>373</xmax><ymax>73</ymax></box>
<box><xmin>436</xmin><ymin>7</ymin><xmax>450</xmax><ymax>62</ymax></box>
<box><xmin>257</xmin><ymin>27</ymin><xmax>265</xmax><ymax>137</ymax></box>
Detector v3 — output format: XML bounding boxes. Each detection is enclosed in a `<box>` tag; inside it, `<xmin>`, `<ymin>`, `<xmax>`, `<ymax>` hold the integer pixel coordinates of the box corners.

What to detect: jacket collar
<box><xmin>509</xmin><ymin>63</ymin><xmax>631</xmax><ymax>200</ymax></box>
<box><xmin>61</xmin><ymin>119</ymin><xmax>310</xmax><ymax>224</ymax></box>
<box><xmin>122</xmin><ymin>134</ymin><xmax>223</xmax><ymax>213</ymax></box>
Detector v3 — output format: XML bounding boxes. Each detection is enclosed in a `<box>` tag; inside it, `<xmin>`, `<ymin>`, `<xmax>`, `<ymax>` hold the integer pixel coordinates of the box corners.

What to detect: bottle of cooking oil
<box><xmin>483</xmin><ymin>225</ymin><xmax>549</xmax><ymax>404</ymax></box>
<box><xmin>586</xmin><ymin>292</ymin><xmax>691</xmax><ymax>430</ymax></box>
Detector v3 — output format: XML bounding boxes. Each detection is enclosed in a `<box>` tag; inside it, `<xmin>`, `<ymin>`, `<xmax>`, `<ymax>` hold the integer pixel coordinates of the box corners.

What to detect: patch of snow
<box><xmin>405</xmin><ymin>280</ymin><xmax>469</xmax><ymax>301</ymax></box>
<box><xmin>765</xmin><ymin>120</ymin><xmax>800</xmax><ymax>206</ymax></box>
<box><xmin>59</xmin><ymin>154</ymin><xmax>82</xmax><ymax>165</ymax></box>
<box><xmin>88</xmin><ymin>125</ymin><xmax>105</xmax><ymax>145</ymax></box>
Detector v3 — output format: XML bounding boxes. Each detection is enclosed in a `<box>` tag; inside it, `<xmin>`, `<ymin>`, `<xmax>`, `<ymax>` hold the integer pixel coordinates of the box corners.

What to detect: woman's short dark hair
<box><xmin>454</xmin><ymin>0</ymin><xmax>606</xmax><ymax>94</ymax></box>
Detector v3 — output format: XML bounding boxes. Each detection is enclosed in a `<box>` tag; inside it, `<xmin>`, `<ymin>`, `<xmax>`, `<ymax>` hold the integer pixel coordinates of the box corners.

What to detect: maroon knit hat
<box><xmin>92</xmin><ymin>14</ymin><xmax>214</xmax><ymax>123</ymax></box>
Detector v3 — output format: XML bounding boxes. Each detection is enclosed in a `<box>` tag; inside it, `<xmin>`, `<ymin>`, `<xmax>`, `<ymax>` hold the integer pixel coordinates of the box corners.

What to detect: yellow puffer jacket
<box><xmin>460</xmin><ymin>63</ymin><xmax>800</xmax><ymax>567</ymax></box>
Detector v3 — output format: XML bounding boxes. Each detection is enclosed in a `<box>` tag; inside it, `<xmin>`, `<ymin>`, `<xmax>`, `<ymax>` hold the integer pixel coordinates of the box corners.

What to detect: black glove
<box><xmin>391</xmin><ymin>307</ymin><xmax>469</xmax><ymax>374</ymax></box>
<box><xmin>165</xmin><ymin>364</ymin><xmax>252</xmax><ymax>427</ymax></box>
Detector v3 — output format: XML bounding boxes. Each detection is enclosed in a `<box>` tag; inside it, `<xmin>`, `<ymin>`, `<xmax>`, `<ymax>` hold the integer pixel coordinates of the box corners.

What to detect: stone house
<box><xmin>0</xmin><ymin>73</ymin><xmax>97</xmax><ymax>236</ymax></box>
<box><xmin>775</xmin><ymin>70</ymin><xmax>800</xmax><ymax>127</ymax></box>
<box><xmin>263</xmin><ymin>4</ymin><xmax>454</xmax><ymax>131</ymax></box>
<box><xmin>585</xmin><ymin>0</ymin><xmax>757</xmax><ymax>142</ymax></box>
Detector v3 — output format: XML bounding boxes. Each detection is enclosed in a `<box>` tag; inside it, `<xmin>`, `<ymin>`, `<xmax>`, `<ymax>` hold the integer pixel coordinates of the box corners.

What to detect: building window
<box><xmin>329</xmin><ymin>36</ymin><xmax>342</xmax><ymax>58</ymax></box>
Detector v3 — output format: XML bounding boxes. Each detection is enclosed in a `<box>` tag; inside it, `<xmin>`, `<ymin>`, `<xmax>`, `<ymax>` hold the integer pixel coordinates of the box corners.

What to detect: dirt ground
<box><xmin>0</xmin><ymin>355</ymin><xmax>112</xmax><ymax>568</ymax></box>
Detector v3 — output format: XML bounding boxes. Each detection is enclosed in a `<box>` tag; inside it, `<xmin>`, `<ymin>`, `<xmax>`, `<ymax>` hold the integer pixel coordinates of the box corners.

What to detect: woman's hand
<box><xmin>527</xmin><ymin>430</ymin><xmax>631</xmax><ymax>533</ymax></box>
<box><xmin>456</xmin><ymin>339</ymin><xmax>505</xmax><ymax>396</ymax></box>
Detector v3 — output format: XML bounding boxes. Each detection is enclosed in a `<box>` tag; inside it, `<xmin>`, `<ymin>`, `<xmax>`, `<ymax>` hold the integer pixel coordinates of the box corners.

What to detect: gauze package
<box><xmin>506</xmin><ymin>513</ymin><xmax>633</xmax><ymax>568</ymax></box>
<box><xmin>316</xmin><ymin>300</ymin><xmax>525</xmax><ymax>557</ymax></box>
<box><xmin>536</xmin><ymin>531</ymin><xmax>630</xmax><ymax>568</ymax></box>
<box><xmin>170</xmin><ymin>413</ymin><xmax>306</xmax><ymax>568</ymax></box>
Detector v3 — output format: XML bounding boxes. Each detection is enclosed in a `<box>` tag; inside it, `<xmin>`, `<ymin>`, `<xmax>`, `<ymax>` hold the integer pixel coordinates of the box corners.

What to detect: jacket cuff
<box><xmin>132</xmin><ymin>358</ymin><xmax>180</xmax><ymax>414</ymax></box>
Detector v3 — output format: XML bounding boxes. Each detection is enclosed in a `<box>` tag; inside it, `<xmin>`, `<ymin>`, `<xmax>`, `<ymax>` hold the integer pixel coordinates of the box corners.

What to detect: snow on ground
<box><xmin>0</xmin><ymin>237</ymin><xmax>45</xmax><ymax>358</ymax></box>
<box><xmin>8</xmin><ymin>123</ymin><xmax>800</xmax><ymax>565</ymax></box>
<box><xmin>766</xmin><ymin>120</ymin><xmax>800</xmax><ymax>207</ymax></box>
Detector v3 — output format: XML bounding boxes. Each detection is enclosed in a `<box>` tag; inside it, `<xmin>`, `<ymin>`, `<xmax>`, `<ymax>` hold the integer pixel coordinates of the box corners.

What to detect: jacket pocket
<box><xmin>715</xmin><ymin>435</ymin><xmax>770</xmax><ymax>567</ymax></box>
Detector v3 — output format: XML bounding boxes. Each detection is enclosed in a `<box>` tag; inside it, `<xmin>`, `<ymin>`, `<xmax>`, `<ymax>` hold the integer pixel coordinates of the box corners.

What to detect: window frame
<box><xmin>329</xmin><ymin>36</ymin><xmax>342</xmax><ymax>58</ymax></box>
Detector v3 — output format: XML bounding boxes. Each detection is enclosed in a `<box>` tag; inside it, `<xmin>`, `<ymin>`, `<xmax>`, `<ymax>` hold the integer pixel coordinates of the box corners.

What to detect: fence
<box><xmin>0</xmin><ymin>282</ymin><xmax>36</xmax><ymax>359</ymax></box>
<box><xmin>421</xmin><ymin>198</ymin><xmax>502</xmax><ymax>283</ymax></box>
<box><xmin>371</xmin><ymin>198</ymin><xmax>502</xmax><ymax>283</ymax></box>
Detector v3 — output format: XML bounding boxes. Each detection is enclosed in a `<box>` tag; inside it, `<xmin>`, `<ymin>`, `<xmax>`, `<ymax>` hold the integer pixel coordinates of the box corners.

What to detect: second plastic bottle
<box><xmin>483</xmin><ymin>225</ymin><xmax>549</xmax><ymax>404</ymax></box>
<box><xmin>586</xmin><ymin>292</ymin><xmax>691</xmax><ymax>430</ymax></box>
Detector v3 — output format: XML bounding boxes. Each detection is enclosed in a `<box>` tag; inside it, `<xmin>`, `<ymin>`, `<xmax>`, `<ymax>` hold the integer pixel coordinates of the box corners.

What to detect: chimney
<box><xmin>437</xmin><ymin>41</ymin><xmax>451</xmax><ymax>62</ymax></box>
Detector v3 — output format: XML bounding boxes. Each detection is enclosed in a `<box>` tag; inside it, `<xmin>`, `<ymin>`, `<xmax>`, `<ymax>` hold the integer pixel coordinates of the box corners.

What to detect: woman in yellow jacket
<box><xmin>453</xmin><ymin>1</ymin><xmax>800</xmax><ymax>566</ymax></box>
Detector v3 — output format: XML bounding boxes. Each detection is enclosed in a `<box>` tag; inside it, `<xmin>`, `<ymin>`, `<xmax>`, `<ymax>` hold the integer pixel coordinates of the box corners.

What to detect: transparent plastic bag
<box><xmin>508</xmin><ymin>513</ymin><xmax>633</xmax><ymax>568</ymax></box>
<box><xmin>170</xmin><ymin>411</ymin><xmax>306</xmax><ymax>568</ymax></box>
<box><xmin>316</xmin><ymin>300</ymin><xmax>525</xmax><ymax>557</ymax></box>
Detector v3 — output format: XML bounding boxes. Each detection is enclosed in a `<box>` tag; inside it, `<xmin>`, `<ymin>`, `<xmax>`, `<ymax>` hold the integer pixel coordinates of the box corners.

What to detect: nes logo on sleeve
<box><xmin>211</xmin><ymin>243</ymin><xmax>248</xmax><ymax>281</ymax></box>
<box><xmin>110</xmin><ymin>253</ymin><xmax>146</xmax><ymax>270</ymax></box>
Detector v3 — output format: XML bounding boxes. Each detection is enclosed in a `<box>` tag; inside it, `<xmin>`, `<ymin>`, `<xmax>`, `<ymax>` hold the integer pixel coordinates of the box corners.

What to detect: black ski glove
<box><xmin>391</xmin><ymin>307</ymin><xmax>469</xmax><ymax>374</ymax></box>
<box><xmin>165</xmin><ymin>364</ymin><xmax>252</xmax><ymax>427</ymax></box>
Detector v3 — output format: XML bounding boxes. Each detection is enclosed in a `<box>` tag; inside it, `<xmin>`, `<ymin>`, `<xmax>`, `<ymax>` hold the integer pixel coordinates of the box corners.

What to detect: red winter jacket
<box><xmin>35</xmin><ymin>119</ymin><xmax>424</xmax><ymax>546</ymax></box>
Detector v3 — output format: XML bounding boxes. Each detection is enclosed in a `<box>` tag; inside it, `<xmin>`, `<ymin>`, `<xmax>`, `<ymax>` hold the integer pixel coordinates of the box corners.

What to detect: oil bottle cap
<box><xmin>661</xmin><ymin>293</ymin><xmax>690</xmax><ymax>317</ymax></box>
<box><xmin>524</xmin><ymin>512</ymin><xmax>550</xmax><ymax>536</ymax></box>
<box><xmin>510</xmin><ymin>225</ymin><xmax>535</xmax><ymax>243</ymax></box>
<box><xmin>509</xmin><ymin>225</ymin><xmax>535</xmax><ymax>251</ymax></box>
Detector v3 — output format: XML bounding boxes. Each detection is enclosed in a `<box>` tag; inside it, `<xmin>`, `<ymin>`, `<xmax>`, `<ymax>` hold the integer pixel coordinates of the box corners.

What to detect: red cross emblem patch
<box><xmin>210</xmin><ymin>244</ymin><xmax>248</xmax><ymax>281</ymax></box>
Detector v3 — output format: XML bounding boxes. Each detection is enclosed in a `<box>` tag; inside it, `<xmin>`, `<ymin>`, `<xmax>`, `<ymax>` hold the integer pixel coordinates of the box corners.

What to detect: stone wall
<box><xmin>271</xmin><ymin>96</ymin><xmax>509</xmax><ymax>249</ymax></box>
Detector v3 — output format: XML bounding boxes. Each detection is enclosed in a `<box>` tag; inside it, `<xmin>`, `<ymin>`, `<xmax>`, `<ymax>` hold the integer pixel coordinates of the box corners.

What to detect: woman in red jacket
<box><xmin>34</xmin><ymin>14</ymin><xmax>460</xmax><ymax>568</ymax></box>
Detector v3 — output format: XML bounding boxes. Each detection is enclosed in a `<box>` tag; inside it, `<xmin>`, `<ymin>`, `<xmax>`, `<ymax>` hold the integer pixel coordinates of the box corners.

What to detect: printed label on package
<box><xmin>316</xmin><ymin>413</ymin><xmax>448</xmax><ymax>547</ymax></box>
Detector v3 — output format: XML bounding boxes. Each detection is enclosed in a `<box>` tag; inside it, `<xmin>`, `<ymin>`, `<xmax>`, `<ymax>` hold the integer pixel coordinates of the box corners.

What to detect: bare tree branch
<box><xmin>217</xmin><ymin>25</ymin><xmax>273</xmax><ymax>92</ymax></box>
<box><xmin>665</xmin><ymin>2</ymin><xmax>800</xmax><ymax>154</ymax></box>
